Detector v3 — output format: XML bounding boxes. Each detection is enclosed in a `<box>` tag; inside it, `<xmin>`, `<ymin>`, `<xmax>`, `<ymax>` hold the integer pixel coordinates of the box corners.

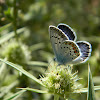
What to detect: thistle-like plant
<box><xmin>1</xmin><ymin>39</ymin><xmax>31</xmax><ymax>65</ymax></box>
<box><xmin>41</xmin><ymin>63</ymin><xmax>81</xmax><ymax>99</ymax></box>
<box><xmin>0</xmin><ymin>59</ymin><xmax>100</xmax><ymax>100</ymax></box>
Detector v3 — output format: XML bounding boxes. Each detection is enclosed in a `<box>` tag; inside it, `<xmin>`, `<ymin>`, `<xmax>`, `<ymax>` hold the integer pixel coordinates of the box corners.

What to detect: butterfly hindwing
<box><xmin>76</xmin><ymin>41</ymin><xmax>92</xmax><ymax>63</ymax></box>
<box><xmin>58</xmin><ymin>23</ymin><xmax>77</xmax><ymax>41</ymax></box>
<box><xmin>58</xmin><ymin>40</ymin><xmax>81</xmax><ymax>64</ymax></box>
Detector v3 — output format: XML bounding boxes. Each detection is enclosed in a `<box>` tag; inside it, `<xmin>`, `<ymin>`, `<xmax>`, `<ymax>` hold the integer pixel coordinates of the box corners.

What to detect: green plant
<box><xmin>0</xmin><ymin>59</ymin><xmax>100</xmax><ymax>100</ymax></box>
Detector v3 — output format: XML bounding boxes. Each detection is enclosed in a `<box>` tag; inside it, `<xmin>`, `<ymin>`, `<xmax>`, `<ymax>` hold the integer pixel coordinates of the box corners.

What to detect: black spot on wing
<box><xmin>49</xmin><ymin>25</ymin><xmax>69</xmax><ymax>41</ymax></box>
<box><xmin>58</xmin><ymin>24</ymin><xmax>75</xmax><ymax>41</ymax></box>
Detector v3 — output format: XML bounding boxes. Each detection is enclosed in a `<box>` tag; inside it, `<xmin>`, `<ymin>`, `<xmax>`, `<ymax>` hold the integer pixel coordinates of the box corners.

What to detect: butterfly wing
<box><xmin>58</xmin><ymin>40</ymin><xmax>81</xmax><ymax>64</ymax></box>
<box><xmin>49</xmin><ymin>24</ymin><xmax>92</xmax><ymax>65</ymax></box>
<box><xmin>49</xmin><ymin>25</ymin><xmax>69</xmax><ymax>62</ymax></box>
<box><xmin>57</xmin><ymin>23</ymin><xmax>77</xmax><ymax>41</ymax></box>
<box><xmin>76</xmin><ymin>41</ymin><xmax>92</xmax><ymax>63</ymax></box>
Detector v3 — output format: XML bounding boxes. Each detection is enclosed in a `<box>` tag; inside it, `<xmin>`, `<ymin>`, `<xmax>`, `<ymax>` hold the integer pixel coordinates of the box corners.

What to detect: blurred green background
<box><xmin>0</xmin><ymin>0</ymin><xmax>100</xmax><ymax>100</ymax></box>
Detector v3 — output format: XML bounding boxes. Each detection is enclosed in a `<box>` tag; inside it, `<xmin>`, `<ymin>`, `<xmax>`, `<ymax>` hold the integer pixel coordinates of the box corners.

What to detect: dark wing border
<box><xmin>76</xmin><ymin>41</ymin><xmax>92</xmax><ymax>63</ymax></box>
<box><xmin>57</xmin><ymin>23</ymin><xmax>77</xmax><ymax>41</ymax></box>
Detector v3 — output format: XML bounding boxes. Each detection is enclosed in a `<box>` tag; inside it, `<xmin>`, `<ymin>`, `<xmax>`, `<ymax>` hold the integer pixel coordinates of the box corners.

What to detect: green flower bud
<box><xmin>1</xmin><ymin>39</ymin><xmax>31</xmax><ymax>65</ymax></box>
<box><xmin>41</xmin><ymin>63</ymin><xmax>81</xmax><ymax>99</ymax></box>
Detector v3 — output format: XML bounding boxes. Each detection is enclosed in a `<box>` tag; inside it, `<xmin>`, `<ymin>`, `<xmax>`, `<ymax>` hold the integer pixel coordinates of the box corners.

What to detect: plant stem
<box><xmin>13</xmin><ymin>0</ymin><xmax>18</xmax><ymax>42</ymax></box>
<box><xmin>54</xmin><ymin>94</ymin><xmax>59</xmax><ymax>100</ymax></box>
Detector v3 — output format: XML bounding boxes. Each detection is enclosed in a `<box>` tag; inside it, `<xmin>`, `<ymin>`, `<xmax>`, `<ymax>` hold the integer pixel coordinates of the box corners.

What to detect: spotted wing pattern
<box><xmin>58</xmin><ymin>40</ymin><xmax>81</xmax><ymax>64</ymax></box>
<box><xmin>49</xmin><ymin>25</ymin><xmax>69</xmax><ymax>60</ymax></box>
<box><xmin>58</xmin><ymin>24</ymin><xmax>77</xmax><ymax>41</ymax></box>
<box><xmin>49</xmin><ymin>24</ymin><xmax>92</xmax><ymax>65</ymax></box>
<box><xmin>76</xmin><ymin>41</ymin><xmax>92</xmax><ymax>63</ymax></box>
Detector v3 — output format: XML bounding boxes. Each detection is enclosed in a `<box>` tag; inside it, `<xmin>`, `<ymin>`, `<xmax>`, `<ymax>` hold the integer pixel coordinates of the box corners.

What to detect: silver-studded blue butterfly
<box><xmin>49</xmin><ymin>23</ymin><xmax>92</xmax><ymax>65</ymax></box>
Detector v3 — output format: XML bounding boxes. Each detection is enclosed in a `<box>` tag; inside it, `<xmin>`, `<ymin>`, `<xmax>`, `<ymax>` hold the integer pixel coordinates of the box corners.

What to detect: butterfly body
<box><xmin>49</xmin><ymin>24</ymin><xmax>92</xmax><ymax>65</ymax></box>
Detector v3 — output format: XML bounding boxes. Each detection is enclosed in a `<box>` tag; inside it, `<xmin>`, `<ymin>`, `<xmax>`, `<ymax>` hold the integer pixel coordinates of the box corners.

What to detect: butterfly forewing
<box><xmin>49</xmin><ymin>25</ymin><xmax>69</xmax><ymax>60</ymax></box>
<box><xmin>58</xmin><ymin>24</ymin><xmax>77</xmax><ymax>41</ymax></box>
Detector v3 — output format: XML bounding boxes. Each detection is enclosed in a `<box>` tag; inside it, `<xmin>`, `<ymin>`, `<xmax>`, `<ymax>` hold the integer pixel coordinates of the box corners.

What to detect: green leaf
<box><xmin>4</xmin><ymin>90</ymin><xmax>26</xmax><ymax>100</ymax></box>
<box><xmin>0</xmin><ymin>23</ymin><xmax>12</xmax><ymax>33</ymax></box>
<box><xmin>0</xmin><ymin>58</ymin><xmax>43</xmax><ymax>86</ymax></box>
<box><xmin>74</xmin><ymin>86</ymin><xmax>100</xmax><ymax>93</ymax></box>
<box><xmin>18</xmin><ymin>88</ymin><xmax>48</xmax><ymax>94</ymax></box>
<box><xmin>29</xmin><ymin>43</ymin><xmax>45</xmax><ymax>51</ymax></box>
<box><xmin>87</xmin><ymin>64</ymin><xmax>95</xmax><ymax>100</ymax></box>
<box><xmin>54</xmin><ymin>94</ymin><xmax>59</xmax><ymax>100</ymax></box>
<box><xmin>0</xmin><ymin>58</ymin><xmax>7</xmax><ymax>76</ymax></box>
<box><xmin>0</xmin><ymin>81</ymin><xmax>19</xmax><ymax>98</ymax></box>
<box><xmin>26</xmin><ymin>61</ymin><xmax>48</xmax><ymax>67</ymax></box>
<box><xmin>0</xmin><ymin>27</ymin><xmax>25</xmax><ymax>45</ymax></box>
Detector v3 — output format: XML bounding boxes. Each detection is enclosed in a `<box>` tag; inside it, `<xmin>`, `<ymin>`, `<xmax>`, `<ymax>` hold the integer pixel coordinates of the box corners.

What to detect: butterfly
<box><xmin>49</xmin><ymin>23</ymin><xmax>92</xmax><ymax>65</ymax></box>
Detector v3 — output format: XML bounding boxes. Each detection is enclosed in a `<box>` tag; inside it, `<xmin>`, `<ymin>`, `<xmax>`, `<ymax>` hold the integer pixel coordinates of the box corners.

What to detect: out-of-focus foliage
<box><xmin>0</xmin><ymin>0</ymin><xmax>100</xmax><ymax>100</ymax></box>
